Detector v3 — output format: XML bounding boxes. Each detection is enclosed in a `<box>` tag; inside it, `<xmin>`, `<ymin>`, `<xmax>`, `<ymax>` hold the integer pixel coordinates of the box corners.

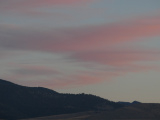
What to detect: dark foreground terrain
<box><xmin>0</xmin><ymin>79</ymin><xmax>121</xmax><ymax>119</ymax></box>
<box><xmin>1</xmin><ymin>79</ymin><xmax>160</xmax><ymax>120</ymax></box>
<box><xmin>22</xmin><ymin>103</ymin><xmax>160</xmax><ymax>120</ymax></box>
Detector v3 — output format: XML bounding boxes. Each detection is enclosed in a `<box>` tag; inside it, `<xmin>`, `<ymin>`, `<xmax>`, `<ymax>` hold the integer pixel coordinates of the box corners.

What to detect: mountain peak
<box><xmin>0</xmin><ymin>79</ymin><xmax>16</xmax><ymax>85</ymax></box>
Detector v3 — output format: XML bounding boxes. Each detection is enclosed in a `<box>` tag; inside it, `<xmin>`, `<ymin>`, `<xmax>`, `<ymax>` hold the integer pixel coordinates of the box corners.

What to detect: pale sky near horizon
<box><xmin>0</xmin><ymin>0</ymin><xmax>160</xmax><ymax>103</ymax></box>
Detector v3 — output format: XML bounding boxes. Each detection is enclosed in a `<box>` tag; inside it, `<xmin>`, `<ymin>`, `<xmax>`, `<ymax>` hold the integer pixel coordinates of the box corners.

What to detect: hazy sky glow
<box><xmin>1</xmin><ymin>0</ymin><xmax>160</xmax><ymax>103</ymax></box>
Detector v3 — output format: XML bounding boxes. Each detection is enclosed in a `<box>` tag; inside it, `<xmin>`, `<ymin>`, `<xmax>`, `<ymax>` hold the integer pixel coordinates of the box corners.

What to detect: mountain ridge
<box><xmin>0</xmin><ymin>79</ymin><xmax>122</xmax><ymax>119</ymax></box>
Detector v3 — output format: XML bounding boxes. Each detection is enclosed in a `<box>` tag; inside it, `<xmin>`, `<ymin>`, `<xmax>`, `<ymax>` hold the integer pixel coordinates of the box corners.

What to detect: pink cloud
<box><xmin>3</xmin><ymin>63</ymin><xmax>159</xmax><ymax>88</ymax></box>
<box><xmin>1</xmin><ymin>15</ymin><xmax>160</xmax><ymax>88</ymax></box>
<box><xmin>72</xmin><ymin>49</ymin><xmax>160</xmax><ymax>66</ymax></box>
<box><xmin>2</xmin><ymin>71</ymin><xmax>107</xmax><ymax>88</ymax></box>
<box><xmin>27</xmin><ymin>74</ymin><xmax>109</xmax><ymax>88</ymax></box>
<box><xmin>56</xmin><ymin>16</ymin><xmax>160</xmax><ymax>51</ymax></box>
<box><xmin>1</xmin><ymin>15</ymin><xmax>160</xmax><ymax>53</ymax></box>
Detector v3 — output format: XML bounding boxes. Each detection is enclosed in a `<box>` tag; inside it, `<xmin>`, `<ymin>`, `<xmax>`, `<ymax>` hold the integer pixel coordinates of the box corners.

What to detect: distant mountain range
<box><xmin>0</xmin><ymin>79</ymin><xmax>122</xmax><ymax>119</ymax></box>
<box><xmin>117</xmin><ymin>101</ymin><xmax>141</xmax><ymax>106</ymax></box>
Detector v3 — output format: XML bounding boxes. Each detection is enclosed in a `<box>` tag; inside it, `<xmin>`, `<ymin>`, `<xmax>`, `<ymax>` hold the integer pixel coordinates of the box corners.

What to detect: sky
<box><xmin>0</xmin><ymin>0</ymin><xmax>160</xmax><ymax>103</ymax></box>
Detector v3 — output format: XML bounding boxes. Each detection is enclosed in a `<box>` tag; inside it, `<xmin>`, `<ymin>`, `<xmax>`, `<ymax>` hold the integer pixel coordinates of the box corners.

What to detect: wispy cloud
<box><xmin>72</xmin><ymin>49</ymin><xmax>160</xmax><ymax>66</ymax></box>
<box><xmin>11</xmin><ymin>65</ymin><xmax>60</xmax><ymax>76</ymax></box>
<box><xmin>1</xmin><ymin>13</ymin><xmax>160</xmax><ymax>88</ymax></box>
<box><xmin>0</xmin><ymin>0</ymin><xmax>93</xmax><ymax>12</ymax></box>
<box><xmin>1</xmin><ymin>15</ymin><xmax>160</xmax><ymax>52</ymax></box>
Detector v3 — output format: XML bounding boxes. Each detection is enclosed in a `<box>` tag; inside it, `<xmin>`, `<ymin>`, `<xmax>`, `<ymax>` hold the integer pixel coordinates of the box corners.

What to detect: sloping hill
<box><xmin>0</xmin><ymin>79</ymin><xmax>122</xmax><ymax>119</ymax></box>
<box><xmin>23</xmin><ymin>103</ymin><xmax>160</xmax><ymax>120</ymax></box>
<box><xmin>87</xmin><ymin>103</ymin><xmax>160</xmax><ymax>120</ymax></box>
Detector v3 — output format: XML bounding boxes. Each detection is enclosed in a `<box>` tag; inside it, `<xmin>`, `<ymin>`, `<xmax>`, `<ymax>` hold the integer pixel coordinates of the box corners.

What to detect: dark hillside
<box><xmin>0</xmin><ymin>79</ymin><xmax>122</xmax><ymax>119</ymax></box>
<box><xmin>20</xmin><ymin>104</ymin><xmax>160</xmax><ymax>120</ymax></box>
<box><xmin>87</xmin><ymin>103</ymin><xmax>160</xmax><ymax>120</ymax></box>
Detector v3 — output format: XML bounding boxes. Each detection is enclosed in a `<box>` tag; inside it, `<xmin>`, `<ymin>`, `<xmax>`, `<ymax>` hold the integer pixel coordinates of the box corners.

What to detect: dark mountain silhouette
<box><xmin>0</xmin><ymin>79</ymin><xmax>122</xmax><ymax>120</ymax></box>
<box><xmin>118</xmin><ymin>100</ymin><xmax>141</xmax><ymax>106</ymax></box>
